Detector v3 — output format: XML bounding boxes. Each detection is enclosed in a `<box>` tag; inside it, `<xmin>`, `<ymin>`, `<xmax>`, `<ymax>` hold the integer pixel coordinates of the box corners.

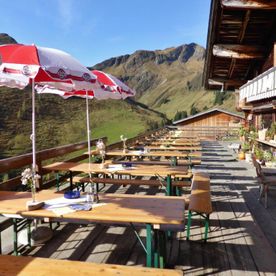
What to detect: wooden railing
<box><xmin>0</xmin><ymin>128</ymin><xmax>167</xmax><ymax>191</ymax></box>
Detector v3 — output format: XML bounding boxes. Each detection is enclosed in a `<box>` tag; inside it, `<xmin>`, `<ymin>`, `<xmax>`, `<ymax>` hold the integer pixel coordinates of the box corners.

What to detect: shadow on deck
<box><xmin>23</xmin><ymin>141</ymin><xmax>276</xmax><ymax>275</ymax></box>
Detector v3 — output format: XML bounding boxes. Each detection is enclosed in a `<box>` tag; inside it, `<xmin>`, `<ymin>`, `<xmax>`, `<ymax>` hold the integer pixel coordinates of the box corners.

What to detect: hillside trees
<box><xmin>174</xmin><ymin>110</ymin><xmax>188</xmax><ymax>121</ymax></box>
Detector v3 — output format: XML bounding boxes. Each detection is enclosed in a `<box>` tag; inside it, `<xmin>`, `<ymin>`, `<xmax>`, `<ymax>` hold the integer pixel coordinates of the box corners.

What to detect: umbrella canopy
<box><xmin>92</xmin><ymin>70</ymin><xmax>136</xmax><ymax>99</ymax></box>
<box><xmin>0</xmin><ymin>44</ymin><xmax>97</xmax><ymax>91</ymax></box>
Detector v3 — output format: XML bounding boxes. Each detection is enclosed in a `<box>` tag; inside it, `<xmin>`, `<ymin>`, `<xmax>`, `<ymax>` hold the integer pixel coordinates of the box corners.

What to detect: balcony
<box><xmin>239</xmin><ymin>67</ymin><xmax>276</xmax><ymax>105</ymax></box>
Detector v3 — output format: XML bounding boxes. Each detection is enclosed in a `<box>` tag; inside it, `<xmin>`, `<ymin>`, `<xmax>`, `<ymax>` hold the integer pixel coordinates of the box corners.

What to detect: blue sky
<box><xmin>1</xmin><ymin>0</ymin><xmax>211</xmax><ymax>66</ymax></box>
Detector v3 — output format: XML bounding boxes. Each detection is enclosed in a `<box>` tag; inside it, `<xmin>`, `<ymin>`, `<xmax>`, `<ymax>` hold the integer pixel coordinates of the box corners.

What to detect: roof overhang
<box><xmin>203</xmin><ymin>0</ymin><xmax>276</xmax><ymax>91</ymax></box>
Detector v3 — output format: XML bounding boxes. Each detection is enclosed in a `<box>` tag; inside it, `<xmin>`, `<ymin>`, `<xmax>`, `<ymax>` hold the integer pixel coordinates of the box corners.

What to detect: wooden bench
<box><xmin>0</xmin><ymin>255</ymin><xmax>183</xmax><ymax>275</ymax></box>
<box><xmin>71</xmin><ymin>175</ymin><xmax>192</xmax><ymax>196</ymax></box>
<box><xmin>186</xmin><ymin>172</ymin><xmax>212</xmax><ymax>241</ymax></box>
<box><xmin>115</xmin><ymin>159</ymin><xmax>201</xmax><ymax>166</ymax></box>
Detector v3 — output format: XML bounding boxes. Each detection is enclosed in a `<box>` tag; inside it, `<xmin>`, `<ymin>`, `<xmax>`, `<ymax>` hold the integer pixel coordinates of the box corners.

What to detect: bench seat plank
<box><xmin>0</xmin><ymin>255</ymin><xmax>182</xmax><ymax>276</ymax></box>
<box><xmin>189</xmin><ymin>172</ymin><xmax>212</xmax><ymax>214</ymax></box>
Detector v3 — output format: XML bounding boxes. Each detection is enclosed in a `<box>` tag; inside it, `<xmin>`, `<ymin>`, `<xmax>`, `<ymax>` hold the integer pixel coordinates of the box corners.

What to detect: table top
<box><xmin>43</xmin><ymin>162</ymin><xmax>190</xmax><ymax>178</ymax></box>
<box><xmin>150</xmin><ymin>141</ymin><xmax>201</xmax><ymax>146</ymax></box>
<box><xmin>104</xmin><ymin>150</ymin><xmax>201</xmax><ymax>158</ymax></box>
<box><xmin>145</xmin><ymin>145</ymin><xmax>202</xmax><ymax>151</ymax></box>
<box><xmin>0</xmin><ymin>190</ymin><xmax>185</xmax><ymax>226</ymax></box>
<box><xmin>0</xmin><ymin>255</ymin><xmax>182</xmax><ymax>276</ymax></box>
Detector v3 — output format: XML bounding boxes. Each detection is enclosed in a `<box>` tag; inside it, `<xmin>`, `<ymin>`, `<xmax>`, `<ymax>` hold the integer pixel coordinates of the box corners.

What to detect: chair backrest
<box><xmin>252</xmin><ymin>154</ymin><xmax>263</xmax><ymax>178</ymax></box>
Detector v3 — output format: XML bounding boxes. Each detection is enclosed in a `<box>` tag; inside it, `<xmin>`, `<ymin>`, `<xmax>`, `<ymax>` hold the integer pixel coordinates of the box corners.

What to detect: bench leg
<box><xmin>166</xmin><ymin>176</ymin><xmax>172</xmax><ymax>196</ymax></box>
<box><xmin>27</xmin><ymin>220</ymin><xmax>32</xmax><ymax>247</ymax></box>
<box><xmin>153</xmin><ymin>230</ymin><xmax>159</xmax><ymax>268</ymax></box>
<box><xmin>186</xmin><ymin>210</ymin><xmax>192</xmax><ymax>240</ymax></box>
<box><xmin>159</xmin><ymin>231</ymin><xmax>166</xmax><ymax>268</ymax></box>
<box><xmin>204</xmin><ymin>215</ymin><xmax>210</xmax><ymax>242</ymax></box>
<box><xmin>176</xmin><ymin>187</ymin><xmax>181</xmax><ymax>196</ymax></box>
<box><xmin>13</xmin><ymin>219</ymin><xmax>18</xmax><ymax>256</ymax></box>
<box><xmin>55</xmin><ymin>172</ymin><xmax>60</xmax><ymax>191</ymax></box>
<box><xmin>146</xmin><ymin>224</ymin><xmax>153</xmax><ymax>267</ymax></box>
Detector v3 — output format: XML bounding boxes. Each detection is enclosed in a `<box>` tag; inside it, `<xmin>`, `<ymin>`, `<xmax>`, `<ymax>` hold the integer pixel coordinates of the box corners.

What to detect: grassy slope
<box><xmin>0</xmin><ymin>87</ymin><xmax>162</xmax><ymax>158</ymax></box>
<box><xmin>131</xmin><ymin>60</ymin><xmax>237</xmax><ymax>119</ymax></box>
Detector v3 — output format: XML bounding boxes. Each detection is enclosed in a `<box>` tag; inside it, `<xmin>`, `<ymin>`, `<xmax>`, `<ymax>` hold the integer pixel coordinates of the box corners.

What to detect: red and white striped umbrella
<box><xmin>35</xmin><ymin>71</ymin><xmax>135</xmax><ymax>194</ymax></box>
<box><xmin>0</xmin><ymin>44</ymin><xmax>97</xmax><ymax>91</ymax></box>
<box><xmin>0</xmin><ymin>44</ymin><xmax>98</xmax><ymax>188</ymax></box>
<box><xmin>92</xmin><ymin>70</ymin><xmax>136</xmax><ymax>99</ymax></box>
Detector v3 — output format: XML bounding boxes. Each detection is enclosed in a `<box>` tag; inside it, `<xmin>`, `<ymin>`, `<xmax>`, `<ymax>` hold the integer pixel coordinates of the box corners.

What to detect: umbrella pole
<box><xmin>31</xmin><ymin>78</ymin><xmax>37</xmax><ymax>201</ymax></box>
<box><xmin>85</xmin><ymin>91</ymin><xmax>98</xmax><ymax>203</ymax></box>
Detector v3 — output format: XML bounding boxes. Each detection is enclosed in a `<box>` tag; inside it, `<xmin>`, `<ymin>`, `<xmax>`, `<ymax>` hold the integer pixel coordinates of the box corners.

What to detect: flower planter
<box><xmin>258</xmin><ymin>129</ymin><xmax>267</xmax><ymax>141</ymax></box>
<box><xmin>238</xmin><ymin>152</ymin><xmax>245</xmax><ymax>160</ymax></box>
<box><xmin>245</xmin><ymin>153</ymin><xmax>252</xmax><ymax>162</ymax></box>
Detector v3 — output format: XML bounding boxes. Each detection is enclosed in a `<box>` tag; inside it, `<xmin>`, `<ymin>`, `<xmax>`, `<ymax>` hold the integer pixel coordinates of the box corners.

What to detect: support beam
<box><xmin>238</xmin><ymin>10</ymin><xmax>250</xmax><ymax>43</ymax></box>
<box><xmin>274</xmin><ymin>43</ymin><xmax>276</xmax><ymax>67</ymax></box>
<box><xmin>213</xmin><ymin>44</ymin><xmax>265</xmax><ymax>59</ymax></box>
<box><xmin>208</xmin><ymin>78</ymin><xmax>246</xmax><ymax>87</ymax></box>
<box><xmin>228</xmin><ymin>59</ymin><xmax>236</xmax><ymax>79</ymax></box>
<box><xmin>221</xmin><ymin>0</ymin><xmax>276</xmax><ymax>10</ymax></box>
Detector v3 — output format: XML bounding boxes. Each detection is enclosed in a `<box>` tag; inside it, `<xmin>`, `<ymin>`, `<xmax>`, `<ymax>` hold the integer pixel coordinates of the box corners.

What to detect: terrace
<box><xmin>0</xmin><ymin>128</ymin><xmax>276</xmax><ymax>275</ymax></box>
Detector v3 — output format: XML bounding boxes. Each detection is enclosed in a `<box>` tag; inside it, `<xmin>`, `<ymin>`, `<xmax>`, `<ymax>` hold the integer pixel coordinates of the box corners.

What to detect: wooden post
<box><xmin>273</xmin><ymin>43</ymin><xmax>276</xmax><ymax>67</ymax></box>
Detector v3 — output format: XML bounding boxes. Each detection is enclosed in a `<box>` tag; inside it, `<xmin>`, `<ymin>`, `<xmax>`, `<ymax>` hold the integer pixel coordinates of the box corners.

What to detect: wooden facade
<box><xmin>173</xmin><ymin>109</ymin><xmax>244</xmax><ymax>139</ymax></box>
<box><xmin>173</xmin><ymin>109</ymin><xmax>244</xmax><ymax>127</ymax></box>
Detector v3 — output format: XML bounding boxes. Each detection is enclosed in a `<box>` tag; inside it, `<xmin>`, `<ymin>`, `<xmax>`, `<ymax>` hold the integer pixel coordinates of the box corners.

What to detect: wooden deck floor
<box><xmin>22</xmin><ymin>141</ymin><xmax>276</xmax><ymax>275</ymax></box>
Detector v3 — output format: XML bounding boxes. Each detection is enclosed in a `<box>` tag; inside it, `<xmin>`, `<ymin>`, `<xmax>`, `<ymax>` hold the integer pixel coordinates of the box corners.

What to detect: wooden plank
<box><xmin>43</xmin><ymin>162</ymin><xmax>191</xmax><ymax>179</ymax></box>
<box><xmin>0</xmin><ymin>255</ymin><xmax>182</xmax><ymax>276</ymax></box>
<box><xmin>0</xmin><ymin>190</ymin><xmax>185</xmax><ymax>226</ymax></box>
<box><xmin>221</xmin><ymin>0</ymin><xmax>276</xmax><ymax>10</ymax></box>
<box><xmin>213</xmin><ymin>44</ymin><xmax>265</xmax><ymax>59</ymax></box>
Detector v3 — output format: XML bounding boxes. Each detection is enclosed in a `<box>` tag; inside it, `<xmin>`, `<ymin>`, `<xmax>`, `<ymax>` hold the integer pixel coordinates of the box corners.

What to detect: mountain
<box><xmin>91</xmin><ymin>43</ymin><xmax>236</xmax><ymax>118</ymax></box>
<box><xmin>0</xmin><ymin>33</ymin><xmax>17</xmax><ymax>44</ymax></box>
<box><xmin>0</xmin><ymin>34</ymin><xmax>164</xmax><ymax>159</ymax></box>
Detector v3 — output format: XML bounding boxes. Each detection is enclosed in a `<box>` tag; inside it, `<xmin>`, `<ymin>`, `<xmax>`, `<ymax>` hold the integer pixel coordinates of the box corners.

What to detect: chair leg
<box><xmin>259</xmin><ymin>184</ymin><xmax>264</xmax><ymax>202</ymax></box>
<box><xmin>264</xmin><ymin>185</ymin><xmax>268</xmax><ymax>208</ymax></box>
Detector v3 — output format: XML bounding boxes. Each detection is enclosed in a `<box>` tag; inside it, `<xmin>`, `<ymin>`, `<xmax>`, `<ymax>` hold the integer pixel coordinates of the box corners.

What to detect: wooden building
<box><xmin>203</xmin><ymin>0</ymin><xmax>276</xmax><ymax>129</ymax></box>
<box><xmin>173</xmin><ymin>108</ymin><xmax>244</xmax><ymax>138</ymax></box>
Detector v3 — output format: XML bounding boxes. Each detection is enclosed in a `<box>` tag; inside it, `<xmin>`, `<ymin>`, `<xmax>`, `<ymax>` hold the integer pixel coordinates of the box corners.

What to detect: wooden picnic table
<box><xmin>104</xmin><ymin>149</ymin><xmax>201</xmax><ymax>158</ymax></box>
<box><xmin>0</xmin><ymin>190</ymin><xmax>185</xmax><ymax>268</ymax></box>
<box><xmin>0</xmin><ymin>255</ymin><xmax>182</xmax><ymax>275</ymax></box>
<box><xmin>144</xmin><ymin>145</ymin><xmax>202</xmax><ymax>151</ymax></box>
<box><xmin>147</xmin><ymin>137</ymin><xmax>200</xmax><ymax>142</ymax></box>
<box><xmin>150</xmin><ymin>141</ymin><xmax>201</xmax><ymax>146</ymax></box>
<box><xmin>43</xmin><ymin>162</ymin><xmax>192</xmax><ymax>196</ymax></box>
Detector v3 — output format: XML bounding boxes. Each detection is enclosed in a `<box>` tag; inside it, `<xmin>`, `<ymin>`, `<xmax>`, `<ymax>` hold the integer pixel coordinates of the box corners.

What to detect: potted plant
<box><xmin>263</xmin><ymin>150</ymin><xmax>274</xmax><ymax>167</ymax></box>
<box><xmin>241</xmin><ymin>142</ymin><xmax>252</xmax><ymax>162</ymax></box>
<box><xmin>238</xmin><ymin>126</ymin><xmax>246</xmax><ymax>141</ymax></box>
<box><xmin>254</xmin><ymin>147</ymin><xmax>265</xmax><ymax>165</ymax></box>
<box><xmin>267</xmin><ymin>122</ymin><xmax>276</xmax><ymax>141</ymax></box>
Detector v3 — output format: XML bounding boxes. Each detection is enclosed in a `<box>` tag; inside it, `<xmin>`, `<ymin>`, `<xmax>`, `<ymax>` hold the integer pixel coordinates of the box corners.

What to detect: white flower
<box><xmin>21</xmin><ymin>178</ymin><xmax>28</xmax><ymax>185</ymax></box>
<box><xmin>34</xmin><ymin>174</ymin><xmax>41</xmax><ymax>180</ymax></box>
<box><xmin>120</xmin><ymin>135</ymin><xmax>127</xmax><ymax>142</ymax></box>
<box><xmin>21</xmin><ymin>168</ymin><xmax>40</xmax><ymax>187</ymax></box>
<box><xmin>96</xmin><ymin>139</ymin><xmax>106</xmax><ymax>151</ymax></box>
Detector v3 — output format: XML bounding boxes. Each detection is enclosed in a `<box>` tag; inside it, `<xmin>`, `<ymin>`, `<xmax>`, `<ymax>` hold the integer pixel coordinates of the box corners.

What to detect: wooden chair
<box><xmin>252</xmin><ymin>155</ymin><xmax>276</xmax><ymax>208</ymax></box>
